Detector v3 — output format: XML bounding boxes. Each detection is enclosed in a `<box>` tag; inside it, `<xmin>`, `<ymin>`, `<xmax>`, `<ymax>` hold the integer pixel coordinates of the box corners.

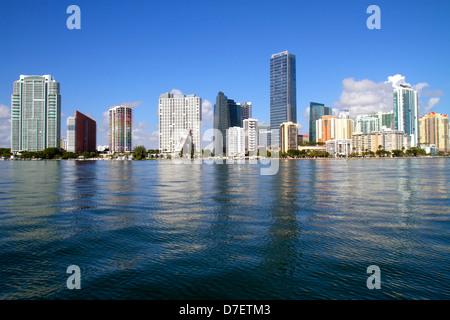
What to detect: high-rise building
<box><xmin>419</xmin><ymin>112</ymin><xmax>449</xmax><ymax>153</ymax></box>
<box><xmin>270</xmin><ymin>51</ymin><xmax>296</xmax><ymax>131</ymax></box>
<box><xmin>214</xmin><ymin>92</ymin><xmax>242</xmax><ymax>154</ymax></box>
<box><xmin>309</xmin><ymin>102</ymin><xmax>332</xmax><ymax>142</ymax></box>
<box><xmin>370</xmin><ymin>111</ymin><xmax>395</xmax><ymax>129</ymax></box>
<box><xmin>316</xmin><ymin>116</ymin><xmax>354</xmax><ymax>143</ymax></box>
<box><xmin>226</xmin><ymin>126</ymin><xmax>245</xmax><ymax>158</ymax></box>
<box><xmin>258</xmin><ymin>125</ymin><xmax>272</xmax><ymax>149</ymax></box>
<box><xmin>11</xmin><ymin>75</ymin><xmax>61</xmax><ymax>152</ymax></box>
<box><xmin>66</xmin><ymin>111</ymin><xmax>97</xmax><ymax>153</ymax></box>
<box><xmin>280</xmin><ymin>121</ymin><xmax>298</xmax><ymax>153</ymax></box>
<box><xmin>243</xmin><ymin>118</ymin><xmax>258</xmax><ymax>154</ymax></box>
<box><xmin>352</xmin><ymin>130</ymin><xmax>410</xmax><ymax>154</ymax></box>
<box><xmin>159</xmin><ymin>92</ymin><xmax>202</xmax><ymax>155</ymax></box>
<box><xmin>355</xmin><ymin>115</ymin><xmax>380</xmax><ymax>134</ymax></box>
<box><xmin>109</xmin><ymin>105</ymin><xmax>132</xmax><ymax>153</ymax></box>
<box><xmin>238</xmin><ymin>102</ymin><xmax>252</xmax><ymax>121</ymax></box>
<box><xmin>394</xmin><ymin>84</ymin><xmax>419</xmax><ymax>146</ymax></box>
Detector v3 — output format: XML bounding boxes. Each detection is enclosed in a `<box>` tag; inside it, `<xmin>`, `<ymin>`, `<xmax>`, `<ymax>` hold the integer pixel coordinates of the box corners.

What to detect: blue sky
<box><xmin>0</xmin><ymin>0</ymin><xmax>449</xmax><ymax>148</ymax></box>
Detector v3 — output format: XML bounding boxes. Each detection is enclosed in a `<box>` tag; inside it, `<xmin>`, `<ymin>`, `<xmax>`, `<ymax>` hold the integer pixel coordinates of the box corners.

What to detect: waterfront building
<box><xmin>109</xmin><ymin>105</ymin><xmax>132</xmax><ymax>153</ymax></box>
<box><xmin>280</xmin><ymin>121</ymin><xmax>298</xmax><ymax>153</ymax></box>
<box><xmin>339</xmin><ymin>109</ymin><xmax>350</xmax><ymax>119</ymax></box>
<box><xmin>11</xmin><ymin>75</ymin><xmax>61</xmax><ymax>152</ymax></box>
<box><xmin>326</xmin><ymin>139</ymin><xmax>352</xmax><ymax>157</ymax></box>
<box><xmin>352</xmin><ymin>130</ymin><xmax>410</xmax><ymax>154</ymax></box>
<box><xmin>214</xmin><ymin>92</ymin><xmax>242</xmax><ymax>154</ymax></box>
<box><xmin>371</xmin><ymin>111</ymin><xmax>395</xmax><ymax>129</ymax></box>
<box><xmin>258</xmin><ymin>125</ymin><xmax>272</xmax><ymax>149</ymax></box>
<box><xmin>316</xmin><ymin>116</ymin><xmax>354</xmax><ymax>143</ymax></box>
<box><xmin>226</xmin><ymin>126</ymin><xmax>245</xmax><ymax>158</ymax></box>
<box><xmin>66</xmin><ymin>111</ymin><xmax>97</xmax><ymax>153</ymax></box>
<box><xmin>309</xmin><ymin>102</ymin><xmax>332</xmax><ymax>142</ymax></box>
<box><xmin>298</xmin><ymin>134</ymin><xmax>309</xmax><ymax>144</ymax></box>
<box><xmin>243</xmin><ymin>118</ymin><xmax>258</xmax><ymax>154</ymax></box>
<box><xmin>270</xmin><ymin>51</ymin><xmax>297</xmax><ymax>131</ymax></box>
<box><xmin>159</xmin><ymin>92</ymin><xmax>202</xmax><ymax>155</ymax></box>
<box><xmin>355</xmin><ymin>115</ymin><xmax>380</xmax><ymax>134</ymax></box>
<box><xmin>238</xmin><ymin>102</ymin><xmax>252</xmax><ymax>121</ymax></box>
<box><xmin>419</xmin><ymin>112</ymin><xmax>449</xmax><ymax>153</ymax></box>
<box><xmin>394</xmin><ymin>84</ymin><xmax>419</xmax><ymax>146</ymax></box>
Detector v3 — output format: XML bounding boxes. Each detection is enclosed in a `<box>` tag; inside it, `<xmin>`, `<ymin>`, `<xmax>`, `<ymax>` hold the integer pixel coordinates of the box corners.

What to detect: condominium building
<box><xmin>309</xmin><ymin>102</ymin><xmax>333</xmax><ymax>143</ymax></box>
<box><xmin>66</xmin><ymin>111</ymin><xmax>97</xmax><ymax>153</ymax></box>
<box><xmin>159</xmin><ymin>92</ymin><xmax>202</xmax><ymax>155</ymax></box>
<box><xmin>109</xmin><ymin>105</ymin><xmax>132</xmax><ymax>153</ymax></box>
<box><xmin>11</xmin><ymin>75</ymin><xmax>61</xmax><ymax>152</ymax></box>
<box><xmin>226</xmin><ymin>126</ymin><xmax>245</xmax><ymax>158</ymax></box>
<box><xmin>371</xmin><ymin>111</ymin><xmax>395</xmax><ymax>129</ymax></box>
<box><xmin>352</xmin><ymin>130</ymin><xmax>410</xmax><ymax>154</ymax></box>
<box><xmin>419</xmin><ymin>112</ymin><xmax>449</xmax><ymax>153</ymax></box>
<box><xmin>258</xmin><ymin>125</ymin><xmax>272</xmax><ymax>149</ymax></box>
<box><xmin>394</xmin><ymin>84</ymin><xmax>419</xmax><ymax>146</ymax></box>
<box><xmin>270</xmin><ymin>51</ymin><xmax>297</xmax><ymax>131</ymax></box>
<box><xmin>298</xmin><ymin>134</ymin><xmax>309</xmax><ymax>143</ymax></box>
<box><xmin>316</xmin><ymin>116</ymin><xmax>354</xmax><ymax>143</ymax></box>
<box><xmin>326</xmin><ymin>139</ymin><xmax>352</xmax><ymax>157</ymax></box>
<box><xmin>280</xmin><ymin>121</ymin><xmax>298</xmax><ymax>153</ymax></box>
<box><xmin>355</xmin><ymin>115</ymin><xmax>380</xmax><ymax>134</ymax></box>
<box><xmin>243</xmin><ymin>118</ymin><xmax>258</xmax><ymax>154</ymax></box>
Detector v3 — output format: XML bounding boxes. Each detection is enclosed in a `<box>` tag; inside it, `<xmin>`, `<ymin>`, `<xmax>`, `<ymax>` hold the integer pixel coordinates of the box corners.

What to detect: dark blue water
<box><xmin>0</xmin><ymin>159</ymin><xmax>449</xmax><ymax>299</ymax></box>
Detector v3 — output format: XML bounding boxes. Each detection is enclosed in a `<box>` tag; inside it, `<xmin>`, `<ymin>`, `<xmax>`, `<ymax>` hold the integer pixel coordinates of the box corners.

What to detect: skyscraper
<box><xmin>394</xmin><ymin>84</ymin><xmax>419</xmax><ymax>146</ymax></box>
<box><xmin>11</xmin><ymin>75</ymin><xmax>61</xmax><ymax>152</ymax></box>
<box><xmin>66</xmin><ymin>111</ymin><xmax>97</xmax><ymax>153</ymax></box>
<box><xmin>213</xmin><ymin>91</ymin><xmax>242</xmax><ymax>154</ymax></box>
<box><xmin>159</xmin><ymin>92</ymin><xmax>202</xmax><ymax>154</ymax></box>
<box><xmin>419</xmin><ymin>112</ymin><xmax>449</xmax><ymax>153</ymax></box>
<box><xmin>109</xmin><ymin>105</ymin><xmax>132</xmax><ymax>153</ymax></box>
<box><xmin>270</xmin><ymin>51</ymin><xmax>297</xmax><ymax>131</ymax></box>
<box><xmin>226</xmin><ymin>126</ymin><xmax>245</xmax><ymax>158</ymax></box>
<box><xmin>309</xmin><ymin>102</ymin><xmax>332</xmax><ymax>142</ymax></box>
<box><xmin>238</xmin><ymin>102</ymin><xmax>252</xmax><ymax>121</ymax></box>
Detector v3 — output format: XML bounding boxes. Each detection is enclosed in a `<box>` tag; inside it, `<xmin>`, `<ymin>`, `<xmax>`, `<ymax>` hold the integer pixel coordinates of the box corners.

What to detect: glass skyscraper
<box><xmin>309</xmin><ymin>102</ymin><xmax>332</xmax><ymax>142</ymax></box>
<box><xmin>214</xmin><ymin>91</ymin><xmax>242</xmax><ymax>154</ymax></box>
<box><xmin>394</xmin><ymin>84</ymin><xmax>419</xmax><ymax>146</ymax></box>
<box><xmin>270</xmin><ymin>51</ymin><xmax>297</xmax><ymax>131</ymax></box>
<box><xmin>11</xmin><ymin>75</ymin><xmax>61</xmax><ymax>152</ymax></box>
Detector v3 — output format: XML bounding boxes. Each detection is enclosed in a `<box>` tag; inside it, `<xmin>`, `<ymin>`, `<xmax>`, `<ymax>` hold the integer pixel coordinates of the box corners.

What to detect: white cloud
<box><xmin>334</xmin><ymin>74</ymin><xmax>443</xmax><ymax>118</ymax></box>
<box><xmin>171</xmin><ymin>89</ymin><xmax>183</xmax><ymax>96</ymax></box>
<box><xmin>424</xmin><ymin>97</ymin><xmax>440</xmax><ymax>114</ymax></box>
<box><xmin>202</xmin><ymin>99</ymin><xmax>213</xmax><ymax>125</ymax></box>
<box><xmin>133</xmin><ymin>122</ymin><xmax>158</xmax><ymax>149</ymax></box>
<box><xmin>0</xmin><ymin>104</ymin><xmax>10</xmax><ymax>119</ymax></box>
<box><xmin>334</xmin><ymin>77</ymin><xmax>393</xmax><ymax>117</ymax></box>
<box><xmin>118</xmin><ymin>101</ymin><xmax>143</xmax><ymax>108</ymax></box>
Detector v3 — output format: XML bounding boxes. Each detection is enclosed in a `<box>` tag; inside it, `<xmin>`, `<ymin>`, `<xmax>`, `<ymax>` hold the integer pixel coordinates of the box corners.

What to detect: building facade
<box><xmin>226</xmin><ymin>126</ymin><xmax>245</xmax><ymax>158</ymax></box>
<box><xmin>309</xmin><ymin>102</ymin><xmax>332</xmax><ymax>142</ymax></box>
<box><xmin>66</xmin><ymin>111</ymin><xmax>97</xmax><ymax>153</ymax></box>
<box><xmin>270</xmin><ymin>51</ymin><xmax>297</xmax><ymax>131</ymax></box>
<box><xmin>355</xmin><ymin>115</ymin><xmax>380</xmax><ymax>134</ymax></box>
<box><xmin>326</xmin><ymin>139</ymin><xmax>352</xmax><ymax>157</ymax></box>
<box><xmin>214</xmin><ymin>91</ymin><xmax>242</xmax><ymax>154</ymax></box>
<box><xmin>280</xmin><ymin>121</ymin><xmax>298</xmax><ymax>153</ymax></box>
<box><xmin>394</xmin><ymin>84</ymin><xmax>419</xmax><ymax>146</ymax></box>
<box><xmin>109</xmin><ymin>105</ymin><xmax>132</xmax><ymax>153</ymax></box>
<box><xmin>238</xmin><ymin>102</ymin><xmax>252</xmax><ymax>121</ymax></box>
<box><xmin>419</xmin><ymin>112</ymin><xmax>449</xmax><ymax>153</ymax></box>
<box><xmin>316</xmin><ymin>116</ymin><xmax>354</xmax><ymax>143</ymax></box>
<box><xmin>352</xmin><ymin>130</ymin><xmax>411</xmax><ymax>154</ymax></box>
<box><xmin>11</xmin><ymin>75</ymin><xmax>61</xmax><ymax>152</ymax></box>
<box><xmin>159</xmin><ymin>92</ymin><xmax>202</xmax><ymax>155</ymax></box>
<box><xmin>243</xmin><ymin>118</ymin><xmax>258</xmax><ymax>154</ymax></box>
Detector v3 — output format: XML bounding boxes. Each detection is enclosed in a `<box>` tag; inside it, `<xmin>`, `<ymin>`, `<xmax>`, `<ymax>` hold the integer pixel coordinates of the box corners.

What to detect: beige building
<box><xmin>419</xmin><ymin>112</ymin><xmax>449</xmax><ymax>153</ymax></box>
<box><xmin>316</xmin><ymin>116</ymin><xmax>353</xmax><ymax>143</ymax></box>
<box><xmin>280</xmin><ymin>122</ymin><xmax>299</xmax><ymax>153</ymax></box>
<box><xmin>351</xmin><ymin>130</ymin><xmax>411</xmax><ymax>154</ymax></box>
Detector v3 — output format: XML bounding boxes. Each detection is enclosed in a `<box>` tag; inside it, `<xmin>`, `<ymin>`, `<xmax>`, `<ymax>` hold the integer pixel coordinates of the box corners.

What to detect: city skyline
<box><xmin>0</xmin><ymin>0</ymin><xmax>449</xmax><ymax>149</ymax></box>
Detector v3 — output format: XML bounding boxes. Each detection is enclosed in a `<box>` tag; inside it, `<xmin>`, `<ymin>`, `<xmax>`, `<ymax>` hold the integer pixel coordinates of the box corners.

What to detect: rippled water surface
<box><xmin>0</xmin><ymin>159</ymin><xmax>449</xmax><ymax>299</ymax></box>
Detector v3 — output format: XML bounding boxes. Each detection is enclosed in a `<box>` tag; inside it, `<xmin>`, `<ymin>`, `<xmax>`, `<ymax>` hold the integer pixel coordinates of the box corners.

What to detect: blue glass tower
<box><xmin>270</xmin><ymin>51</ymin><xmax>297</xmax><ymax>131</ymax></box>
<box><xmin>213</xmin><ymin>91</ymin><xmax>242</xmax><ymax>154</ymax></box>
<box><xmin>309</xmin><ymin>102</ymin><xmax>333</xmax><ymax>142</ymax></box>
